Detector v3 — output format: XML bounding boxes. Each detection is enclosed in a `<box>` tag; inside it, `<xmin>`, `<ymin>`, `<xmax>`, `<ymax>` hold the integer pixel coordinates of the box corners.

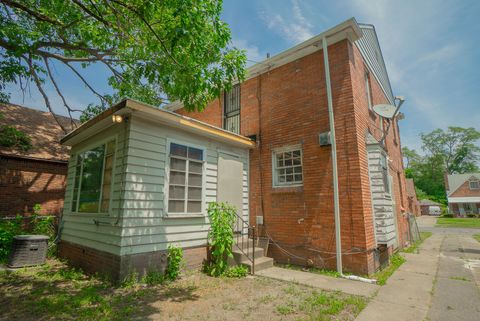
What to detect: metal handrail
<box><xmin>233</xmin><ymin>212</ymin><xmax>256</xmax><ymax>274</ymax></box>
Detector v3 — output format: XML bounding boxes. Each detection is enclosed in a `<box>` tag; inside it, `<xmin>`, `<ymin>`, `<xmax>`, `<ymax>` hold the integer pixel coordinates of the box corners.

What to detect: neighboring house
<box><xmin>446</xmin><ymin>173</ymin><xmax>480</xmax><ymax>216</ymax></box>
<box><xmin>406</xmin><ymin>178</ymin><xmax>421</xmax><ymax>216</ymax></box>
<box><xmin>0</xmin><ymin>103</ymin><xmax>74</xmax><ymax>217</ymax></box>
<box><xmin>168</xmin><ymin>18</ymin><xmax>411</xmax><ymax>275</ymax></box>
<box><xmin>419</xmin><ymin>199</ymin><xmax>442</xmax><ymax>216</ymax></box>
<box><xmin>58</xmin><ymin>99</ymin><xmax>254</xmax><ymax>281</ymax></box>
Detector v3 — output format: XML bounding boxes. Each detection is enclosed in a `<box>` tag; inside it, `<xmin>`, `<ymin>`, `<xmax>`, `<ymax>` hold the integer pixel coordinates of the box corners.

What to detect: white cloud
<box><xmin>260</xmin><ymin>0</ymin><xmax>314</xmax><ymax>43</ymax></box>
<box><xmin>231</xmin><ymin>39</ymin><xmax>266</xmax><ymax>65</ymax></box>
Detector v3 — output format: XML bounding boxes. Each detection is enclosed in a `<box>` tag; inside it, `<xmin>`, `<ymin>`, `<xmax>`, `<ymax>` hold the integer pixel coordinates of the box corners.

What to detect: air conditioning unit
<box><xmin>319</xmin><ymin>131</ymin><xmax>331</xmax><ymax>146</ymax></box>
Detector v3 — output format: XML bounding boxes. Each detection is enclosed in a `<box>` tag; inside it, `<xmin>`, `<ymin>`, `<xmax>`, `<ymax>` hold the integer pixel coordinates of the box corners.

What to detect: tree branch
<box><xmin>62</xmin><ymin>61</ymin><xmax>106</xmax><ymax>103</ymax></box>
<box><xmin>24</xmin><ymin>55</ymin><xmax>68</xmax><ymax>133</ymax></box>
<box><xmin>1</xmin><ymin>0</ymin><xmax>64</xmax><ymax>25</ymax></box>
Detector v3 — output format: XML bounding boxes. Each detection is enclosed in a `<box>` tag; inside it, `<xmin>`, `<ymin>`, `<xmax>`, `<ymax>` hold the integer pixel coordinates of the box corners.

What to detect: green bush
<box><xmin>165</xmin><ymin>245</ymin><xmax>183</xmax><ymax>281</ymax></box>
<box><xmin>223</xmin><ymin>265</ymin><xmax>249</xmax><ymax>278</ymax></box>
<box><xmin>204</xmin><ymin>202</ymin><xmax>236</xmax><ymax>277</ymax></box>
<box><xmin>0</xmin><ymin>124</ymin><xmax>32</xmax><ymax>151</ymax></box>
<box><xmin>0</xmin><ymin>215</ymin><xmax>24</xmax><ymax>262</ymax></box>
<box><xmin>141</xmin><ymin>271</ymin><xmax>164</xmax><ymax>285</ymax></box>
<box><xmin>441</xmin><ymin>213</ymin><xmax>454</xmax><ymax>218</ymax></box>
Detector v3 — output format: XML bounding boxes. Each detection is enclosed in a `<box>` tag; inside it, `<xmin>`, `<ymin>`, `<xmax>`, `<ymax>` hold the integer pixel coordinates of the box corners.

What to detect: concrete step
<box><xmin>232</xmin><ymin>246</ymin><xmax>264</xmax><ymax>260</ymax></box>
<box><xmin>241</xmin><ymin>256</ymin><xmax>274</xmax><ymax>272</ymax></box>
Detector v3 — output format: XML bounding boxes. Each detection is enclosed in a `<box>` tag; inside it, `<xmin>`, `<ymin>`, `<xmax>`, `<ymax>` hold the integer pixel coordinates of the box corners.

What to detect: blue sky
<box><xmin>8</xmin><ymin>0</ymin><xmax>480</xmax><ymax>151</ymax></box>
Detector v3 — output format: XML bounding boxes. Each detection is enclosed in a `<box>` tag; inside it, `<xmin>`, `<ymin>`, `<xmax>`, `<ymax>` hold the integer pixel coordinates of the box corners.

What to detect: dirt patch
<box><xmin>0</xmin><ymin>260</ymin><xmax>367</xmax><ymax>321</ymax></box>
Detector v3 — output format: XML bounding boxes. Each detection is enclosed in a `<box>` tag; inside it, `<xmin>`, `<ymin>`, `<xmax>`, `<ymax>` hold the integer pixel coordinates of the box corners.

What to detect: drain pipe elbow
<box><xmin>341</xmin><ymin>274</ymin><xmax>377</xmax><ymax>284</ymax></box>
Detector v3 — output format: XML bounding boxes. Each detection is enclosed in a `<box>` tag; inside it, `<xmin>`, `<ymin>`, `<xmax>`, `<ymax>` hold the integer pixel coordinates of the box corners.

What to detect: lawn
<box><xmin>473</xmin><ymin>234</ymin><xmax>480</xmax><ymax>242</ymax></box>
<box><xmin>0</xmin><ymin>259</ymin><xmax>368</xmax><ymax>321</ymax></box>
<box><xmin>436</xmin><ymin>217</ymin><xmax>480</xmax><ymax>228</ymax></box>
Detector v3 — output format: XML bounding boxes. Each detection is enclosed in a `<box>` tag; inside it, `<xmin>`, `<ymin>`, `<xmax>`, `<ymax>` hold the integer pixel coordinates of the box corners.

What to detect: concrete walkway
<box><xmin>357</xmin><ymin>217</ymin><xmax>480</xmax><ymax>321</ymax></box>
<box><xmin>256</xmin><ymin>266</ymin><xmax>379</xmax><ymax>297</ymax></box>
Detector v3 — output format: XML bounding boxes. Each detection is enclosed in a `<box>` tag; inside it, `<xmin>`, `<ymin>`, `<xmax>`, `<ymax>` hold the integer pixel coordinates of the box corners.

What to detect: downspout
<box><xmin>322</xmin><ymin>36</ymin><xmax>377</xmax><ymax>285</ymax></box>
<box><xmin>322</xmin><ymin>36</ymin><xmax>342</xmax><ymax>275</ymax></box>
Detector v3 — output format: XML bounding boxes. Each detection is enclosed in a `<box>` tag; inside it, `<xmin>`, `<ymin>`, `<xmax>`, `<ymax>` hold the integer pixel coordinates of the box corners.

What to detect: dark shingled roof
<box><xmin>0</xmin><ymin>103</ymin><xmax>77</xmax><ymax>162</ymax></box>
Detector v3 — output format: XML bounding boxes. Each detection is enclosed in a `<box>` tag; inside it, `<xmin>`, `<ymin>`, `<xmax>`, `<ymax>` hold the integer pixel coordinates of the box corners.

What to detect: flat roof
<box><xmin>61</xmin><ymin>99</ymin><xmax>255</xmax><ymax>148</ymax></box>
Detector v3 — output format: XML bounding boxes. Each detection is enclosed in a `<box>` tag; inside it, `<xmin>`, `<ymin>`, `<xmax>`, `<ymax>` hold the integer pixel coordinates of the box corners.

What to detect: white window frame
<box><xmin>469</xmin><ymin>180</ymin><xmax>480</xmax><ymax>190</ymax></box>
<box><xmin>272</xmin><ymin>145</ymin><xmax>303</xmax><ymax>188</ymax></box>
<box><xmin>71</xmin><ymin>136</ymin><xmax>117</xmax><ymax>214</ymax></box>
<box><xmin>164</xmin><ymin>138</ymin><xmax>207</xmax><ymax>217</ymax></box>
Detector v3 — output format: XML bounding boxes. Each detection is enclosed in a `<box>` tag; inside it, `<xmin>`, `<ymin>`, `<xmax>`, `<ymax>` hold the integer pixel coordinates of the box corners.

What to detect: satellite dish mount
<box><xmin>372</xmin><ymin>96</ymin><xmax>405</xmax><ymax>144</ymax></box>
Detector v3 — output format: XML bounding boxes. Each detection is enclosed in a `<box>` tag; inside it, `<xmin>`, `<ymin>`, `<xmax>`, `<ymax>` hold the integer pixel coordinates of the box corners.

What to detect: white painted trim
<box><xmin>272</xmin><ymin>144</ymin><xmax>304</xmax><ymax>188</ymax></box>
<box><xmin>71</xmin><ymin>135</ymin><xmax>118</xmax><ymax>214</ymax></box>
<box><xmin>164</xmin><ymin>138</ymin><xmax>207</xmax><ymax>218</ymax></box>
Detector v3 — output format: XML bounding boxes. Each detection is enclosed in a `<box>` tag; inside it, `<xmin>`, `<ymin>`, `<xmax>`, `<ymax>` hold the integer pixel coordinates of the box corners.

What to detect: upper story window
<box><xmin>381</xmin><ymin>153</ymin><xmax>390</xmax><ymax>194</ymax></box>
<box><xmin>224</xmin><ymin>84</ymin><xmax>240</xmax><ymax>134</ymax></box>
<box><xmin>365</xmin><ymin>71</ymin><xmax>373</xmax><ymax>110</ymax></box>
<box><xmin>167</xmin><ymin>142</ymin><xmax>205</xmax><ymax>215</ymax></box>
<box><xmin>273</xmin><ymin>146</ymin><xmax>303</xmax><ymax>187</ymax></box>
<box><xmin>72</xmin><ymin>140</ymin><xmax>116</xmax><ymax>213</ymax></box>
<box><xmin>470</xmin><ymin>180</ymin><xmax>480</xmax><ymax>190</ymax></box>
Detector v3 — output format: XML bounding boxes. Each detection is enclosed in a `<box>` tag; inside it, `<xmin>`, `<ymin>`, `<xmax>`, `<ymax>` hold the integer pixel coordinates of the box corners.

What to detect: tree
<box><xmin>403</xmin><ymin>126</ymin><xmax>480</xmax><ymax>205</ymax></box>
<box><xmin>0</xmin><ymin>0</ymin><xmax>246</xmax><ymax>131</ymax></box>
<box><xmin>421</xmin><ymin>127</ymin><xmax>480</xmax><ymax>174</ymax></box>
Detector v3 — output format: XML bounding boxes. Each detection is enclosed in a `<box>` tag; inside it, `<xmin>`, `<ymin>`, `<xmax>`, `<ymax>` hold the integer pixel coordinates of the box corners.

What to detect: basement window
<box><xmin>167</xmin><ymin>142</ymin><xmax>205</xmax><ymax>215</ymax></box>
<box><xmin>71</xmin><ymin>140</ymin><xmax>116</xmax><ymax>213</ymax></box>
<box><xmin>273</xmin><ymin>146</ymin><xmax>303</xmax><ymax>187</ymax></box>
<box><xmin>224</xmin><ymin>84</ymin><xmax>240</xmax><ymax>134</ymax></box>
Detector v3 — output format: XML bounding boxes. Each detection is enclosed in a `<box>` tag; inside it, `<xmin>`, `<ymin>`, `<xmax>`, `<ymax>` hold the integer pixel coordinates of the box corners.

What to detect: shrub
<box><xmin>441</xmin><ymin>213</ymin><xmax>453</xmax><ymax>218</ymax></box>
<box><xmin>223</xmin><ymin>265</ymin><xmax>249</xmax><ymax>278</ymax></box>
<box><xmin>0</xmin><ymin>215</ymin><xmax>24</xmax><ymax>262</ymax></box>
<box><xmin>165</xmin><ymin>245</ymin><xmax>183</xmax><ymax>281</ymax></box>
<box><xmin>204</xmin><ymin>202</ymin><xmax>236</xmax><ymax>277</ymax></box>
<box><xmin>30</xmin><ymin>204</ymin><xmax>57</xmax><ymax>257</ymax></box>
<box><xmin>0</xmin><ymin>123</ymin><xmax>32</xmax><ymax>151</ymax></box>
<box><xmin>141</xmin><ymin>271</ymin><xmax>164</xmax><ymax>285</ymax></box>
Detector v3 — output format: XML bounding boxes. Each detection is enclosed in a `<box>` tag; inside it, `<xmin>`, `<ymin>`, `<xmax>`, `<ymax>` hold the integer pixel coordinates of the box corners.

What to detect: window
<box><xmin>273</xmin><ymin>147</ymin><xmax>303</xmax><ymax>187</ymax></box>
<box><xmin>470</xmin><ymin>180</ymin><xmax>480</xmax><ymax>190</ymax></box>
<box><xmin>167</xmin><ymin>142</ymin><xmax>204</xmax><ymax>214</ymax></box>
<box><xmin>380</xmin><ymin>153</ymin><xmax>390</xmax><ymax>194</ymax></box>
<box><xmin>72</xmin><ymin>140</ymin><xmax>116</xmax><ymax>213</ymax></box>
<box><xmin>365</xmin><ymin>72</ymin><xmax>373</xmax><ymax>110</ymax></box>
<box><xmin>224</xmin><ymin>84</ymin><xmax>240</xmax><ymax>134</ymax></box>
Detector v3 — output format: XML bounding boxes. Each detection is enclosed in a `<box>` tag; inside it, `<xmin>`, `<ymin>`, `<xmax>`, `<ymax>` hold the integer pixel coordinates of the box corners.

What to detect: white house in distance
<box><xmin>58</xmin><ymin>99</ymin><xmax>255</xmax><ymax>281</ymax></box>
<box><xmin>446</xmin><ymin>173</ymin><xmax>480</xmax><ymax>216</ymax></box>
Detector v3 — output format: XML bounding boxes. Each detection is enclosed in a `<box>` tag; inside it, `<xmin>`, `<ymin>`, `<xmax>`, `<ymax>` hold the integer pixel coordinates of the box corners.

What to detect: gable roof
<box><xmin>406</xmin><ymin>178</ymin><xmax>417</xmax><ymax>198</ymax></box>
<box><xmin>446</xmin><ymin>173</ymin><xmax>480</xmax><ymax>196</ymax></box>
<box><xmin>0</xmin><ymin>103</ymin><xmax>76</xmax><ymax>162</ymax></box>
<box><xmin>165</xmin><ymin>17</ymin><xmax>395</xmax><ymax>112</ymax></box>
<box><xmin>61</xmin><ymin>98</ymin><xmax>255</xmax><ymax>149</ymax></box>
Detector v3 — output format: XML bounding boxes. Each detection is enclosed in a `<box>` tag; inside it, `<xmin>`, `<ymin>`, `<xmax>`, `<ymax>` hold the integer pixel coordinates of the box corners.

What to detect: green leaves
<box><xmin>204</xmin><ymin>202</ymin><xmax>236</xmax><ymax>277</ymax></box>
<box><xmin>0</xmin><ymin>0</ymin><xmax>246</xmax><ymax>122</ymax></box>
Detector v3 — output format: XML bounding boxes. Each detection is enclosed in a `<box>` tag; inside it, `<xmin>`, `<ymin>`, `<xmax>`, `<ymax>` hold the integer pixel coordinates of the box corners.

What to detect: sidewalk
<box><xmin>256</xmin><ymin>266</ymin><xmax>379</xmax><ymax>297</ymax></box>
<box><xmin>355</xmin><ymin>233</ymin><xmax>442</xmax><ymax>321</ymax></box>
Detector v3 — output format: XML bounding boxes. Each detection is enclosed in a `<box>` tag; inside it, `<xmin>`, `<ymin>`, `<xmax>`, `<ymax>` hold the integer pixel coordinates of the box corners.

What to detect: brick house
<box><xmin>446</xmin><ymin>173</ymin><xmax>480</xmax><ymax>216</ymax></box>
<box><xmin>0</xmin><ymin>103</ymin><xmax>74</xmax><ymax>217</ymax></box>
<box><xmin>406</xmin><ymin>178</ymin><xmax>421</xmax><ymax>216</ymax></box>
<box><xmin>169</xmin><ymin>18</ymin><xmax>411</xmax><ymax>275</ymax></box>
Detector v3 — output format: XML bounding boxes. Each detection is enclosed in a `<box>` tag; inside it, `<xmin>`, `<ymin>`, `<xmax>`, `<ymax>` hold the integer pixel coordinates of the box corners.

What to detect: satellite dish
<box><xmin>372</xmin><ymin>104</ymin><xmax>397</xmax><ymax>119</ymax></box>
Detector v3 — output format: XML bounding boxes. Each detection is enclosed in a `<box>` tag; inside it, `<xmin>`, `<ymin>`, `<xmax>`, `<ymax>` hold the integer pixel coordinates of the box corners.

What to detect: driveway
<box><xmin>356</xmin><ymin>216</ymin><xmax>480</xmax><ymax>321</ymax></box>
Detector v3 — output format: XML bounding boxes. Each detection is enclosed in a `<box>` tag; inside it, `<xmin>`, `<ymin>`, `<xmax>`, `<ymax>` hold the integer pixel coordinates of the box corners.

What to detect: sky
<box><xmin>7</xmin><ymin>0</ymin><xmax>480</xmax><ymax>151</ymax></box>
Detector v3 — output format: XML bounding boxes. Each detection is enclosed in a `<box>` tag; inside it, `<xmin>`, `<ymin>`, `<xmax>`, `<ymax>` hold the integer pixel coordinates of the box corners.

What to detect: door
<box><xmin>217</xmin><ymin>152</ymin><xmax>244</xmax><ymax>233</ymax></box>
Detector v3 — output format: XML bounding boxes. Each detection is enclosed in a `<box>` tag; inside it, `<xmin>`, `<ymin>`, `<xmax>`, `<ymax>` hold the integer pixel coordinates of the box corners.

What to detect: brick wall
<box><xmin>450</xmin><ymin>180</ymin><xmax>480</xmax><ymax>198</ymax></box>
<box><xmin>59</xmin><ymin>240</ymin><xmax>207</xmax><ymax>282</ymax></box>
<box><xmin>0</xmin><ymin>155</ymin><xmax>67</xmax><ymax>217</ymax></box>
<box><xmin>177</xmin><ymin>39</ymin><xmax>409</xmax><ymax>275</ymax></box>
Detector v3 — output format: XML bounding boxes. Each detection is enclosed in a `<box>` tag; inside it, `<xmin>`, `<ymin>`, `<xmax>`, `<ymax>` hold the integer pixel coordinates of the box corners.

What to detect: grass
<box><xmin>277</xmin><ymin>263</ymin><xmax>344</xmax><ymax>278</ymax></box>
<box><xmin>402</xmin><ymin>232</ymin><xmax>433</xmax><ymax>254</ymax></box>
<box><xmin>473</xmin><ymin>234</ymin><xmax>480</xmax><ymax>242</ymax></box>
<box><xmin>436</xmin><ymin>217</ymin><xmax>480</xmax><ymax>228</ymax></box>
<box><xmin>449</xmin><ymin>276</ymin><xmax>470</xmax><ymax>282</ymax></box>
<box><xmin>372</xmin><ymin>253</ymin><xmax>406</xmax><ymax>285</ymax></box>
<box><xmin>1</xmin><ymin>258</ymin><xmax>368</xmax><ymax>321</ymax></box>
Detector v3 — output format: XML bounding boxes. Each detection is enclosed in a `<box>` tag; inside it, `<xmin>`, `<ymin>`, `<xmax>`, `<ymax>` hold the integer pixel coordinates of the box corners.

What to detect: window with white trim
<box><xmin>273</xmin><ymin>147</ymin><xmax>303</xmax><ymax>187</ymax></box>
<box><xmin>167</xmin><ymin>142</ymin><xmax>204</xmax><ymax>214</ymax></box>
<box><xmin>470</xmin><ymin>180</ymin><xmax>480</xmax><ymax>190</ymax></box>
<box><xmin>71</xmin><ymin>140</ymin><xmax>116</xmax><ymax>213</ymax></box>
